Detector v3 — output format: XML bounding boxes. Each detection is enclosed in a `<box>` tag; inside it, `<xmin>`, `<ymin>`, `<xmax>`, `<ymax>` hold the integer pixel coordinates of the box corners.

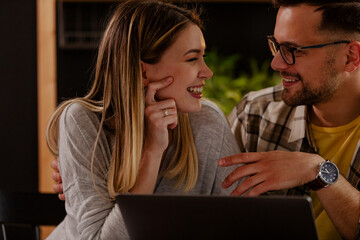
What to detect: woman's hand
<box><xmin>144</xmin><ymin>76</ymin><xmax>177</xmax><ymax>154</ymax></box>
<box><xmin>129</xmin><ymin>76</ymin><xmax>175</xmax><ymax>194</ymax></box>
<box><xmin>51</xmin><ymin>159</ymin><xmax>65</xmax><ymax>201</ymax></box>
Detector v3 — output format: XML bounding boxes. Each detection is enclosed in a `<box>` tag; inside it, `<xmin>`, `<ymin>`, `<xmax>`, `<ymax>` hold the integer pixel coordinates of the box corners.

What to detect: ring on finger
<box><xmin>163</xmin><ymin>108</ymin><xmax>169</xmax><ymax>117</ymax></box>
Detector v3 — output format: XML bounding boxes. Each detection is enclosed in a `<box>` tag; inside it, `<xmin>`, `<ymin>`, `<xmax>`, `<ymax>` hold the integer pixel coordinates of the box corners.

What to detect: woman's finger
<box><xmin>145</xmin><ymin>99</ymin><xmax>176</xmax><ymax>117</ymax></box>
<box><xmin>145</xmin><ymin>76</ymin><xmax>173</xmax><ymax>105</ymax></box>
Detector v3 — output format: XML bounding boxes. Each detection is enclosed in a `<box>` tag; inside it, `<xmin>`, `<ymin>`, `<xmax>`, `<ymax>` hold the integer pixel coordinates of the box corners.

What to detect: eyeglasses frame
<box><xmin>267</xmin><ymin>35</ymin><xmax>350</xmax><ymax>65</ymax></box>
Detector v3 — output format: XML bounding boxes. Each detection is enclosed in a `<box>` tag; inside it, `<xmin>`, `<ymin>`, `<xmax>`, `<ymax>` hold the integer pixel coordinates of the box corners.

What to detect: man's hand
<box><xmin>51</xmin><ymin>159</ymin><xmax>65</xmax><ymax>201</ymax></box>
<box><xmin>218</xmin><ymin>151</ymin><xmax>324</xmax><ymax>196</ymax></box>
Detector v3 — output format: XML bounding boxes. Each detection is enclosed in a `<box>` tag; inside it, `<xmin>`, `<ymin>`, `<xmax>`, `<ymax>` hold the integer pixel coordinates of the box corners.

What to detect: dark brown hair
<box><xmin>272</xmin><ymin>0</ymin><xmax>360</xmax><ymax>35</ymax></box>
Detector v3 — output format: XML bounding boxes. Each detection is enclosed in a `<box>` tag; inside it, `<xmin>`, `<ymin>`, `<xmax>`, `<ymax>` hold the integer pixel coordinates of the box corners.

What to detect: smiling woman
<box><xmin>142</xmin><ymin>24</ymin><xmax>213</xmax><ymax>113</ymax></box>
<box><xmin>45</xmin><ymin>0</ymin><xmax>241</xmax><ymax>239</ymax></box>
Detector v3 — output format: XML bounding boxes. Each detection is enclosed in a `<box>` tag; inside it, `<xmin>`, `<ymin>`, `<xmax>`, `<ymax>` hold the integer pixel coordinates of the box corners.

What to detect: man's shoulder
<box><xmin>243</xmin><ymin>84</ymin><xmax>284</xmax><ymax>104</ymax></box>
<box><xmin>228</xmin><ymin>84</ymin><xmax>296</xmax><ymax>126</ymax></box>
<box><xmin>236</xmin><ymin>84</ymin><xmax>287</xmax><ymax>112</ymax></box>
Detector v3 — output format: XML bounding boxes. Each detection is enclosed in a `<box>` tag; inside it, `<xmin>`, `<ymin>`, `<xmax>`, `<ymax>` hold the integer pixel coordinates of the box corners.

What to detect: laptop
<box><xmin>116</xmin><ymin>194</ymin><xmax>318</xmax><ymax>240</ymax></box>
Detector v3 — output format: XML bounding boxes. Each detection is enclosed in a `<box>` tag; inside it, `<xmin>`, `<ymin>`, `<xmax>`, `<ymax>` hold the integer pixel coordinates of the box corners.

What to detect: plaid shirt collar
<box><xmin>289</xmin><ymin>105</ymin><xmax>307</xmax><ymax>142</ymax></box>
<box><xmin>290</xmin><ymin>105</ymin><xmax>320</xmax><ymax>153</ymax></box>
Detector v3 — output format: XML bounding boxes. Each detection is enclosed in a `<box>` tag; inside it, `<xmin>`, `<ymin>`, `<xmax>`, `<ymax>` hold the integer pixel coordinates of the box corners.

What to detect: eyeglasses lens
<box><xmin>268</xmin><ymin>39</ymin><xmax>278</xmax><ymax>57</ymax></box>
<box><xmin>268</xmin><ymin>37</ymin><xmax>294</xmax><ymax>65</ymax></box>
<box><xmin>279</xmin><ymin>46</ymin><xmax>293</xmax><ymax>65</ymax></box>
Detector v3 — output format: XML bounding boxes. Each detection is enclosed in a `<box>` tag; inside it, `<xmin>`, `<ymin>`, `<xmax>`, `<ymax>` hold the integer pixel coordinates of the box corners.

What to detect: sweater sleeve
<box><xmin>189</xmin><ymin>100</ymin><xmax>243</xmax><ymax>196</ymax></box>
<box><xmin>212</xmin><ymin>115</ymin><xmax>244</xmax><ymax>196</ymax></box>
<box><xmin>58</xmin><ymin>103</ymin><xmax>129</xmax><ymax>240</ymax></box>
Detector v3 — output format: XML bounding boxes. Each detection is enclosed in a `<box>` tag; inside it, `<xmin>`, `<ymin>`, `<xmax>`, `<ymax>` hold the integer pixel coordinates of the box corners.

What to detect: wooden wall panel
<box><xmin>37</xmin><ymin>2</ymin><xmax>57</xmax><ymax>238</ymax></box>
<box><xmin>37</xmin><ymin>0</ymin><xmax>57</xmax><ymax>193</ymax></box>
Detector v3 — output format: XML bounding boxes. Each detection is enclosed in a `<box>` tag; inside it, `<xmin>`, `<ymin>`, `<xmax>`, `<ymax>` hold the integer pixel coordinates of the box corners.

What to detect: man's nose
<box><xmin>270</xmin><ymin>52</ymin><xmax>289</xmax><ymax>72</ymax></box>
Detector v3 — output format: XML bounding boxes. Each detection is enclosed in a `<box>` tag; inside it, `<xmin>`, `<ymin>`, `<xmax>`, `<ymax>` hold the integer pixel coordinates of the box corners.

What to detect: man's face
<box><xmin>270</xmin><ymin>4</ymin><xmax>343</xmax><ymax>106</ymax></box>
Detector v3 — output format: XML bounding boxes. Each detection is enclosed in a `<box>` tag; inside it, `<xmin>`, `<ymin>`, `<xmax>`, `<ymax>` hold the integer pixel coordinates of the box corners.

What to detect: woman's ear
<box><xmin>141</xmin><ymin>61</ymin><xmax>150</xmax><ymax>87</ymax></box>
<box><xmin>345</xmin><ymin>41</ymin><xmax>360</xmax><ymax>72</ymax></box>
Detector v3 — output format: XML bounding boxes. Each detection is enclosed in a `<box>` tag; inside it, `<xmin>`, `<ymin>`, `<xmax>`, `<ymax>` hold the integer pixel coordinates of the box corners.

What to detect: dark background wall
<box><xmin>57</xmin><ymin>1</ymin><xmax>277</xmax><ymax>102</ymax></box>
<box><xmin>0</xmin><ymin>1</ymin><xmax>276</xmax><ymax>193</ymax></box>
<box><xmin>0</xmin><ymin>0</ymin><xmax>38</xmax><ymax>192</ymax></box>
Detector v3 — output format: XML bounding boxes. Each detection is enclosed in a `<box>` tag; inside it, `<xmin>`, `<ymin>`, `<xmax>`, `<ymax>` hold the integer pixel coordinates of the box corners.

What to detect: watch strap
<box><xmin>305</xmin><ymin>175</ymin><xmax>328</xmax><ymax>191</ymax></box>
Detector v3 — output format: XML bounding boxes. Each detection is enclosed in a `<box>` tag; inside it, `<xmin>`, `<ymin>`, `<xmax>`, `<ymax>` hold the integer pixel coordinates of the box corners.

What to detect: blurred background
<box><xmin>0</xmin><ymin>0</ymin><xmax>280</xmax><ymax>208</ymax></box>
<box><xmin>1</xmin><ymin>0</ymin><xmax>282</xmax><ymax>238</ymax></box>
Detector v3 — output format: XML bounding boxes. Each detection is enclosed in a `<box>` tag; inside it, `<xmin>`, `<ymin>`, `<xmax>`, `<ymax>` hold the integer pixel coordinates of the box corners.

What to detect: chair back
<box><xmin>0</xmin><ymin>190</ymin><xmax>66</xmax><ymax>240</ymax></box>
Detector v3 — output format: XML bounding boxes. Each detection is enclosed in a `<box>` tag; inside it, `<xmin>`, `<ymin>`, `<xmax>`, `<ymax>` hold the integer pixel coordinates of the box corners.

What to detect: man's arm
<box><xmin>316</xmin><ymin>176</ymin><xmax>360</xmax><ymax>240</ymax></box>
<box><xmin>219</xmin><ymin>151</ymin><xmax>360</xmax><ymax>240</ymax></box>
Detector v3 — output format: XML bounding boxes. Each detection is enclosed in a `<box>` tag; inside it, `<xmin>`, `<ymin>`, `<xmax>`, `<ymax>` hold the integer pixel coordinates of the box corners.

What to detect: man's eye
<box><xmin>294</xmin><ymin>50</ymin><xmax>304</xmax><ymax>56</ymax></box>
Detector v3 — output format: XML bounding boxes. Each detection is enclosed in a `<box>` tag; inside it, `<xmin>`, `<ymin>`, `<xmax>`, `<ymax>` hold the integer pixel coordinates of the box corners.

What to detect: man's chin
<box><xmin>282</xmin><ymin>91</ymin><xmax>302</xmax><ymax>107</ymax></box>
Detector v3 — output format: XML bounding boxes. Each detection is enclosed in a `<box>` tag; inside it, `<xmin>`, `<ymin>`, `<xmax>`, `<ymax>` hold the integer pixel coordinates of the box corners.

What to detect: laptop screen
<box><xmin>116</xmin><ymin>194</ymin><xmax>318</xmax><ymax>240</ymax></box>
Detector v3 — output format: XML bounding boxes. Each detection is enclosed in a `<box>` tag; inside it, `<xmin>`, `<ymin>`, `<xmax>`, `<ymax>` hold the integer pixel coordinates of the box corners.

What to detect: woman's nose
<box><xmin>199</xmin><ymin>62</ymin><xmax>213</xmax><ymax>80</ymax></box>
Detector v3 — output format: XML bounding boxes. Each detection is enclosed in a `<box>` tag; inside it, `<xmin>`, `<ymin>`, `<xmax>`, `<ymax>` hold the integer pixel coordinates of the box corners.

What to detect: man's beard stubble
<box><xmin>281</xmin><ymin>56</ymin><xmax>340</xmax><ymax>107</ymax></box>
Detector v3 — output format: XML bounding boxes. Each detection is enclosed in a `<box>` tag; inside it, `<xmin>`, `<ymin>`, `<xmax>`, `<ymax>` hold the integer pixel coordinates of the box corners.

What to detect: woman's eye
<box><xmin>186</xmin><ymin>58</ymin><xmax>198</xmax><ymax>62</ymax></box>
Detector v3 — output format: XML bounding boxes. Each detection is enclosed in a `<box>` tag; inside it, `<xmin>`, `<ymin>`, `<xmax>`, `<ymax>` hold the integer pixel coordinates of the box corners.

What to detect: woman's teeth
<box><xmin>187</xmin><ymin>86</ymin><xmax>203</xmax><ymax>94</ymax></box>
<box><xmin>284</xmin><ymin>78</ymin><xmax>298</xmax><ymax>82</ymax></box>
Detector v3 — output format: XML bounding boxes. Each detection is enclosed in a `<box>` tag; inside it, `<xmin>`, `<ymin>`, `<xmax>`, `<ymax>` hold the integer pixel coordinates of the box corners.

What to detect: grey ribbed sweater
<box><xmin>47</xmin><ymin>100</ymin><xmax>241</xmax><ymax>240</ymax></box>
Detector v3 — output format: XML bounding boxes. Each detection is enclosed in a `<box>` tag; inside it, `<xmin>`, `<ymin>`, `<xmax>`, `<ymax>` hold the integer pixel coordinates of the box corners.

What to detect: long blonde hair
<box><xmin>47</xmin><ymin>0</ymin><xmax>202</xmax><ymax>198</ymax></box>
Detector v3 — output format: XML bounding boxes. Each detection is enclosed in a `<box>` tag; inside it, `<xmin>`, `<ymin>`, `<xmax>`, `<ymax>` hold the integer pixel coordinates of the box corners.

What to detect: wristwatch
<box><xmin>305</xmin><ymin>160</ymin><xmax>339</xmax><ymax>191</ymax></box>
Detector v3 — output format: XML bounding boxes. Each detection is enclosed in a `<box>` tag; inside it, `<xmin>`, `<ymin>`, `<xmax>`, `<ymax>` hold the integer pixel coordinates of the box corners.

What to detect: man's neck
<box><xmin>309</xmin><ymin>92</ymin><xmax>360</xmax><ymax>127</ymax></box>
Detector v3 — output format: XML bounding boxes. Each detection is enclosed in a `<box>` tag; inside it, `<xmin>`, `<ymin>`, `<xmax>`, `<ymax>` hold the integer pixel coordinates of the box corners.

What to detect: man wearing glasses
<box><xmin>219</xmin><ymin>1</ymin><xmax>360</xmax><ymax>239</ymax></box>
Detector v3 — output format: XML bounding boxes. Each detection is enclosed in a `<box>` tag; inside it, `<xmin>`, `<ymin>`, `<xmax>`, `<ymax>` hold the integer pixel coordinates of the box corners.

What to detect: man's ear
<box><xmin>345</xmin><ymin>41</ymin><xmax>360</xmax><ymax>72</ymax></box>
<box><xmin>141</xmin><ymin>61</ymin><xmax>150</xmax><ymax>87</ymax></box>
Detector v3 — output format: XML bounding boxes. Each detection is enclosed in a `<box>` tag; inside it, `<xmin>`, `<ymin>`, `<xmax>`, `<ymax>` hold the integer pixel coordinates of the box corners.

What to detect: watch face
<box><xmin>319</xmin><ymin>161</ymin><xmax>339</xmax><ymax>184</ymax></box>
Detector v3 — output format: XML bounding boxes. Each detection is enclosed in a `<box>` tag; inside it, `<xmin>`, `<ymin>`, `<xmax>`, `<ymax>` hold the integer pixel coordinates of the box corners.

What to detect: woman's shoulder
<box><xmin>201</xmin><ymin>99</ymin><xmax>226</xmax><ymax>117</ymax></box>
<box><xmin>62</xmin><ymin>101</ymin><xmax>97</xmax><ymax>118</ymax></box>
<box><xmin>61</xmin><ymin>101</ymin><xmax>99</xmax><ymax>123</ymax></box>
<box><xmin>59</xmin><ymin>101</ymin><xmax>102</xmax><ymax>136</ymax></box>
<box><xmin>188</xmin><ymin>99</ymin><xmax>229</xmax><ymax>136</ymax></box>
<box><xmin>189</xmin><ymin>99</ymin><xmax>228</xmax><ymax>126</ymax></box>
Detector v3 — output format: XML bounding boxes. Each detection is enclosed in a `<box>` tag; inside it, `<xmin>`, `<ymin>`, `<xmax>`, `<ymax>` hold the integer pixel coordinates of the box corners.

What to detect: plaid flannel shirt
<box><xmin>228</xmin><ymin>84</ymin><xmax>360</xmax><ymax>237</ymax></box>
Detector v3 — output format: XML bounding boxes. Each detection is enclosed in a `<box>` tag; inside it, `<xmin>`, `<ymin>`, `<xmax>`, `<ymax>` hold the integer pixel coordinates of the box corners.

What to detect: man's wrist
<box><xmin>305</xmin><ymin>160</ymin><xmax>339</xmax><ymax>191</ymax></box>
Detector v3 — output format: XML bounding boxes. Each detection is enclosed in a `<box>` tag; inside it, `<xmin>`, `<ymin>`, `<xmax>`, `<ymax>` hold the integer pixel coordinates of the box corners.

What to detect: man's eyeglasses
<box><xmin>267</xmin><ymin>35</ymin><xmax>350</xmax><ymax>65</ymax></box>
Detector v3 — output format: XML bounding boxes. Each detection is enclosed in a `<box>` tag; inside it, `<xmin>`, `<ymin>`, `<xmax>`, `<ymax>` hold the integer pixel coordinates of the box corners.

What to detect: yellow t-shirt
<box><xmin>310</xmin><ymin>115</ymin><xmax>360</xmax><ymax>240</ymax></box>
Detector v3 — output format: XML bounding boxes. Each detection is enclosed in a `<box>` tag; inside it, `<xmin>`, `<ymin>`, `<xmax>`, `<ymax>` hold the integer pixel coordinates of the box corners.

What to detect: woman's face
<box><xmin>143</xmin><ymin>24</ymin><xmax>213</xmax><ymax>113</ymax></box>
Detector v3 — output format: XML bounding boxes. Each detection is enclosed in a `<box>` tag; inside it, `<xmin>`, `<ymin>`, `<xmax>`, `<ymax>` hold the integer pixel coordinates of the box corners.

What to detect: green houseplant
<box><xmin>203</xmin><ymin>50</ymin><xmax>282</xmax><ymax>116</ymax></box>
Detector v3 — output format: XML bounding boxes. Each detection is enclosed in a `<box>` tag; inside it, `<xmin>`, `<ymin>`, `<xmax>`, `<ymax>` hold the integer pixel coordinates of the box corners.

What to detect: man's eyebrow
<box><xmin>282</xmin><ymin>41</ymin><xmax>301</xmax><ymax>47</ymax></box>
<box><xmin>273</xmin><ymin>36</ymin><xmax>300</xmax><ymax>47</ymax></box>
<box><xmin>277</xmin><ymin>39</ymin><xmax>301</xmax><ymax>47</ymax></box>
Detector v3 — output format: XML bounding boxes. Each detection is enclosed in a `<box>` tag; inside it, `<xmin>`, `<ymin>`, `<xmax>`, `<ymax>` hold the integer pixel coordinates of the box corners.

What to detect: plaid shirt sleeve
<box><xmin>228</xmin><ymin>84</ymin><xmax>304</xmax><ymax>153</ymax></box>
<box><xmin>229</xmin><ymin>85</ymin><xmax>360</xmax><ymax>237</ymax></box>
